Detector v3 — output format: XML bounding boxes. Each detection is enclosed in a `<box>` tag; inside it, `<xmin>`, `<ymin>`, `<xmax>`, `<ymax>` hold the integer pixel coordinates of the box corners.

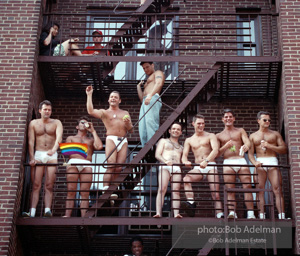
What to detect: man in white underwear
<box><xmin>153</xmin><ymin>123</ymin><xmax>183</xmax><ymax>219</ymax></box>
<box><xmin>23</xmin><ymin>100</ymin><xmax>63</xmax><ymax>217</ymax></box>
<box><xmin>181</xmin><ymin>114</ymin><xmax>223</xmax><ymax>218</ymax></box>
<box><xmin>217</xmin><ymin>109</ymin><xmax>255</xmax><ymax>219</ymax></box>
<box><xmin>63</xmin><ymin>117</ymin><xmax>103</xmax><ymax>217</ymax></box>
<box><xmin>86</xmin><ymin>87</ymin><xmax>133</xmax><ymax>202</ymax></box>
<box><xmin>249</xmin><ymin>111</ymin><xmax>287</xmax><ymax>219</ymax></box>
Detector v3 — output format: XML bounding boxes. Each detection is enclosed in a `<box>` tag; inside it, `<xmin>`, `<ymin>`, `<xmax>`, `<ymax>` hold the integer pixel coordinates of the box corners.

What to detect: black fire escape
<box><xmin>17</xmin><ymin>1</ymin><xmax>287</xmax><ymax>255</ymax></box>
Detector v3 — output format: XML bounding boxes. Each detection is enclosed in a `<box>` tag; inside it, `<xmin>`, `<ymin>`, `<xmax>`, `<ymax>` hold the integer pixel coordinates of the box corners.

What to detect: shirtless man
<box><xmin>22</xmin><ymin>100</ymin><xmax>63</xmax><ymax>217</ymax></box>
<box><xmin>137</xmin><ymin>62</ymin><xmax>165</xmax><ymax>146</ymax></box>
<box><xmin>86</xmin><ymin>87</ymin><xmax>133</xmax><ymax>201</ymax></box>
<box><xmin>249</xmin><ymin>111</ymin><xmax>287</xmax><ymax>219</ymax></box>
<box><xmin>181</xmin><ymin>114</ymin><xmax>223</xmax><ymax>218</ymax></box>
<box><xmin>63</xmin><ymin>117</ymin><xmax>103</xmax><ymax>217</ymax></box>
<box><xmin>217</xmin><ymin>109</ymin><xmax>255</xmax><ymax>219</ymax></box>
<box><xmin>153</xmin><ymin>123</ymin><xmax>183</xmax><ymax>219</ymax></box>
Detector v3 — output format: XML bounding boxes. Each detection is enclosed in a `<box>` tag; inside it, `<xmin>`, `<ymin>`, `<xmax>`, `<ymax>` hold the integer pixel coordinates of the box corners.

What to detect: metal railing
<box><xmin>21</xmin><ymin>158</ymin><xmax>290</xmax><ymax>222</ymax></box>
<box><xmin>40</xmin><ymin>11</ymin><xmax>278</xmax><ymax>58</ymax></box>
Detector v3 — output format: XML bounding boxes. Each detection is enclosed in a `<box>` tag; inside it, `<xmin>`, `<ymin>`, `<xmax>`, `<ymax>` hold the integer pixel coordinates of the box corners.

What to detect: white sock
<box><xmin>247</xmin><ymin>210</ymin><xmax>254</xmax><ymax>216</ymax></box>
<box><xmin>259</xmin><ymin>213</ymin><xmax>266</xmax><ymax>219</ymax></box>
<box><xmin>187</xmin><ymin>198</ymin><xmax>194</xmax><ymax>204</ymax></box>
<box><xmin>216</xmin><ymin>212</ymin><xmax>224</xmax><ymax>218</ymax></box>
<box><xmin>278</xmin><ymin>212</ymin><xmax>285</xmax><ymax>219</ymax></box>
<box><xmin>30</xmin><ymin>208</ymin><xmax>36</xmax><ymax>217</ymax></box>
<box><xmin>45</xmin><ymin>208</ymin><xmax>51</xmax><ymax>213</ymax></box>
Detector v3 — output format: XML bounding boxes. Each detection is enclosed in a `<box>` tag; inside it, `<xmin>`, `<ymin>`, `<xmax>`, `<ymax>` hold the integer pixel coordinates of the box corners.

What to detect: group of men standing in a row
<box><xmin>23</xmin><ymin>62</ymin><xmax>163</xmax><ymax>217</ymax></box>
<box><xmin>154</xmin><ymin>110</ymin><xmax>287</xmax><ymax>220</ymax></box>
<box><xmin>23</xmin><ymin>62</ymin><xmax>287</xmax><ymax>220</ymax></box>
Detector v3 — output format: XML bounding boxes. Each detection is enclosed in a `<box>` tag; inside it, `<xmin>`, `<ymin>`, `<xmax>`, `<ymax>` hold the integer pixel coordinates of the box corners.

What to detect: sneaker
<box><xmin>216</xmin><ymin>212</ymin><xmax>224</xmax><ymax>219</ymax></box>
<box><xmin>247</xmin><ymin>213</ymin><xmax>256</xmax><ymax>219</ymax></box>
<box><xmin>181</xmin><ymin>201</ymin><xmax>196</xmax><ymax>217</ymax></box>
<box><xmin>227</xmin><ymin>211</ymin><xmax>238</xmax><ymax>219</ymax></box>
<box><xmin>22</xmin><ymin>212</ymin><xmax>31</xmax><ymax>217</ymax></box>
<box><xmin>43</xmin><ymin>211</ymin><xmax>52</xmax><ymax>217</ymax></box>
<box><xmin>259</xmin><ymin>213</ymin><xmax>266</xmax><ymax>219</ymax></box>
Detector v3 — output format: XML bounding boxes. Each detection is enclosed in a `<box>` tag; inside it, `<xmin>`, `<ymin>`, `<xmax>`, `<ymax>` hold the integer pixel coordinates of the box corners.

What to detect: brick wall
<box><xmin>278</xmin><ymin>0</ymin><xmax>300</xmax><ymax>253</ymax></box>
<box><xmin>0</xmin><ymin>0</ymin><xmax>45</xmax><ymax>255</ymax></box>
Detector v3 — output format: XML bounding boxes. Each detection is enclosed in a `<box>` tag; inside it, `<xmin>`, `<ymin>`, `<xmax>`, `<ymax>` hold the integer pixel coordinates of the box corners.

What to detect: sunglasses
<box><xmin>262</xmin><ymin>119</ymin><xmax>271</xmax><ymax>122</ymax></box>
<box><xmin>80</xmin><ymin>121</ymin><xmax>86</xmax><ymax>124</ymax></box>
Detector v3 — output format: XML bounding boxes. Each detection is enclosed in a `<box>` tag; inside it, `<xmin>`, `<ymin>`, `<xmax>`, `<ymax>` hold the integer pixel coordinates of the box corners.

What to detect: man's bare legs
<box><xmin>257</xmin><ymin>167</ymin><xmax>285</xmax><ymax>218</ymax></box>
<box><xmin>154</xmin><ymin>168</ymin><xmax>170</xmax><ymax>218</ymax></box>
<box><xmin>183</xmin><ymin>169</ymin><xmax>203</xmax><ymax>201</ymax></box>
<box><xmin>255</xmin><ymin>167</ymin><xmax>267</xmax><ymax>218</ymax></box>
<box><xmin>44</xmin><ymin>161</ymin><xmax>57</xmax><ymax>210</ymax></box>
<box><xmin>153</xmin><ymin>169</ymin><xmax>182</xmax><ymax>218</ymax></box>
<box><xmin>29</xmin><ymin>160</ymin><xmax>56</xmax><ymax>217</ymax></box>
<box><xmin>79</xmin><ymin>168</ymin><xmax>93</xmax><ymax>217</ymax></box>
<box><xmin>61</xmin><ymin>39</ymin><xmax>82</xmax><ymax>56</ymax></box>
<box><xmin>239</xmin><ymin>167</ymin><xmax>255</xmax><ymax>218</ymax></box>
<box><xmin>104</xmin><ymin>139</ymin><xmax>128</xmax><ymax>204</ymax></box>
<box><xmin>224</xmin><ymin>166</ymin><xmax>255</xmax><ymax>218</ymax></box>
<box><xmin>223</xmin><ymin>167</ymin><xmax>237</xmax><ymax>217</ymax></box>
<box><xmin>172</xmin><ymin>173</ymin><xmax>182</xmax><ymax>218</ymax></box>
<box><xmin>64</xmin><ymin>166</ymin><xmax>79</xmax><ymax>217</ymax></box>
<box><xmin>29</xmin><ymin>164</ymin><xmax>44</xmax><ymax>216</ymax></box>
<box><xmin>268</xmin><ymin>168</ymin><xmax>284</xmax><ymax>216</ymax></box>
<box><xmin>207</xmin><ymin>168</ymin><xmax>223</xmax><ymax>217</ymax></box>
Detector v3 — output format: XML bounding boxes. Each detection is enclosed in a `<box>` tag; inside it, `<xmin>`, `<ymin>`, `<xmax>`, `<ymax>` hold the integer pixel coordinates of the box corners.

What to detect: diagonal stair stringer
<box><xmin>85</xmin><ymin>63</ymin><xmax>221</xmax><ymax>218</ymax></box>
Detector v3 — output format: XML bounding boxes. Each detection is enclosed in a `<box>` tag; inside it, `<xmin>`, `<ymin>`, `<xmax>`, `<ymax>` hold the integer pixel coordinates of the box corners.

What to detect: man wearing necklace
<box><xmin>86</xmin><ymin>87</ymin><xmax>133</xmax><ymax>201</ymax></box>
<box><xmin>181</xmin><ymin>114</ymin><xmax>223</xmax><ymax>218</ymax></box>
<box><xmin>216</xmin><ymin>109</ymin><xmax>255</xmax><ymax>219</ymax></box>
<box><xmin>63</xmin><ymin>116</ymin><xmax>103</xmax><ymax>217</ymax></box>
<box><xmin>153</xmin><ymin>123</ymin><xmax>183</xmax><ymax>219</ymax></box>
<box><xmin>137</xmin><ymin>62</ymin><xmax>165</xmax><ymax>146</ymax></box>
<box><xmin>248</xmin><ymin>111</ymin><xmax>287</xmax><ymax>219</ymax></box>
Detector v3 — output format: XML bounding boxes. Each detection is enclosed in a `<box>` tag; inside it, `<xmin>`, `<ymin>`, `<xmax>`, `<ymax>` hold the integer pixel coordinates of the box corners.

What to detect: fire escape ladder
<box><xmin>99</xmin><ymin>0</ymin><xmax>174</xmax><ymax>78</ymax></box>
<box><xmin>84</xmin><ymin>63</ymin><xmax>221</xmax><ymax>218</ymax></box>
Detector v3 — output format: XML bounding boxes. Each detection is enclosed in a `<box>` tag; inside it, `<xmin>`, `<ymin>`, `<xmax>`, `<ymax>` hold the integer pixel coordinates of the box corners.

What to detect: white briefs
<box><xmin>67</xmin><ymin>158</ymin><xmax>92</xmax><ymax>172</ymax></box>
<box><xmin>193</xmin><ymin>162</ymin><xmax>217</xmax><ymax>174</ymax></box>
<box><xmin>159</xmin><ymin>165</ymin><xmax>181</xmax><ymax>176</ymax></box>
<box><xmin>106</xmin><ymin>135</ymin><xmax>128</xmax><ymax>152</ymax></box>
<box><xmin>223</xmin><ymin>158</ymin><xmax>247</xmax><ymax>173</ymax></box>
<box><xmin>34</xmin><ymin>151</ymin><xmax>58</xmax><ymax>164</ymax></box>
<box><xmin>256</xmin><ymin>157</ymin><xmax>278</xmax><ymax>172</ymax></box>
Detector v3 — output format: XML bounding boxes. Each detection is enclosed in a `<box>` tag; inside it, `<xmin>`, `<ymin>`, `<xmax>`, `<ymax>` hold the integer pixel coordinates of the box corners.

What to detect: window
<box><xmin>237</xmin><ymin>15</ymin><xmax>262</xmax><ymax>56</ymax></box>
<box><xmin>88</xmin><ymin>14</ymin><xmax>178</xmax><ymax>80</ymax></box>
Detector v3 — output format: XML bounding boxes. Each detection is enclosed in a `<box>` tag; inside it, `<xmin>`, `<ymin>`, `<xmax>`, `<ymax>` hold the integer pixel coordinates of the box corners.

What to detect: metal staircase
<box><xmin>84</xmin><ymin>63</ymin><xmax>222</xmax><ymax>217</ymax></box>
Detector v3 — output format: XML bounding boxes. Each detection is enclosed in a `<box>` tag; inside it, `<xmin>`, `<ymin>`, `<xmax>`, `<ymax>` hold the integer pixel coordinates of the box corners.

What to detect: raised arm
<box><xmin>88</xmin><ymin>122</ymin><xmax>103</xmax><ymax>150</ymax></box>
<box><xmin>86</xmin><ymin>86</ymin><xmax>104</xmax><ymax>119</ymax></box>
<box><xmin>43</xmin><ymin>27</ymin><xmax>55</xmax><ymax>46</ymax></box>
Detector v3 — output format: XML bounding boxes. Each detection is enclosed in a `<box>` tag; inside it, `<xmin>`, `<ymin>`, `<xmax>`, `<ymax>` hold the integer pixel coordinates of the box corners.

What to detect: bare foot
<box><xmin>175</xmin><ymin>214</ymin><xmax>183</xmax><ymax>218</ymax></box>
<box><xmin>153</xmin><ymin>214</ymin><xmax>161</xmax><ymax>218</ymax></box>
